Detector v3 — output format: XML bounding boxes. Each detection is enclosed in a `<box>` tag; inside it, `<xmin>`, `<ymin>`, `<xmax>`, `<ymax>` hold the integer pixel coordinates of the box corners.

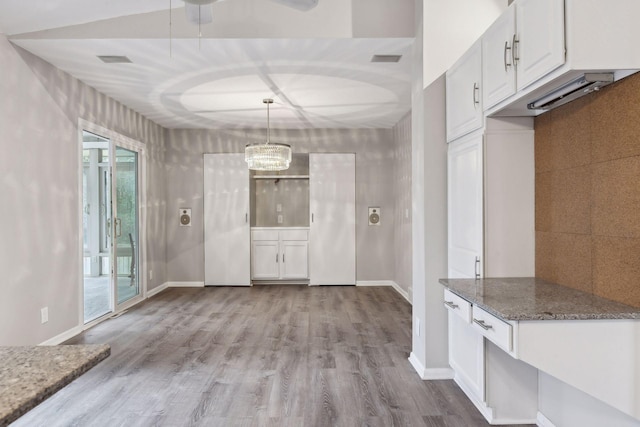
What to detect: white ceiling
<box><xmin>0</xmin><ymin>0</ymin><xmax>414</xmax><ymax>129</ymax></box>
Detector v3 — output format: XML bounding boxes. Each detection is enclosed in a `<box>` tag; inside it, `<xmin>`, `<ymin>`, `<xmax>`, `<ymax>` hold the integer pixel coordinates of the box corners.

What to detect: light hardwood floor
<box><xmin>15</xmin><ymin>286</ymin><xmax>534</xmax><ymax>426</ymax></box>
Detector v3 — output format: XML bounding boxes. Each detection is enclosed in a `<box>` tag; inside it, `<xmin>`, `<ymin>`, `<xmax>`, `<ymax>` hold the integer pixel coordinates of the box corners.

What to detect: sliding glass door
<box><xmin>82</xmin><ymin>129</ymin><xmax>142</xmax><ymax>324</ymax></box>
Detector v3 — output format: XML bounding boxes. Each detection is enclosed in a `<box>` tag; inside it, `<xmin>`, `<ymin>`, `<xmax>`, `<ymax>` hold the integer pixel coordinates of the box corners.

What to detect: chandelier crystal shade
<box><xmin>245</xmin><ymin>99</ymin><xmax>292</xmax><ymax>171</ymax></box>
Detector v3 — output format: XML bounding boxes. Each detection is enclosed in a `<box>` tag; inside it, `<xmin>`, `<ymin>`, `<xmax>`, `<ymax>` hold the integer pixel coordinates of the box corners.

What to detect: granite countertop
<box><xmin>439</xmin><ymin>277</ymin><xmax>640</xmax><ymax>321</ymax></box>
<box><xmin>0</xmin><ymin>344</ymin><xmax>110</xmax><ymax>426</ymax></box>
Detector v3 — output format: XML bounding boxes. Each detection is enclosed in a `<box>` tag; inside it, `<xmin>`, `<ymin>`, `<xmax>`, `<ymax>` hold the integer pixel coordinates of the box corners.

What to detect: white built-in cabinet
<box><xmin>203</xmin><ymin>152</ymin><xmax>356</xmax><ymax>286</ymax></box>
<box><xmin>203</xmin><ymin>153</ymin><xmax>251</xmax><ymax>286</ymax></box>
<box><xmin>482</xmin><ymin>0</ymin><xmax>565</xmax><ymax>109</ymax></box>
<box><xmin>309</xmin><ymin>153</ymin><xmax>356</xmax><ymax>285</ymax></box>
<box><xmin>251</xmin><ymin>228</ymin><xmax>309</xmax><ymax>280</ymax></box>
<box><xmin>444</xmin><ymin>289</ymin><xmax>539</xmax><ymax>424</ymax></box>
<box><xmin>447</xmin><ymin>118</ymin><xmax>535</xmax><ymax>282</ymax></box>
<box><xmin>446</xmin><ymin>118</ymin><xmax>535</xmax><ymax>424</ymax></box>
<box><xmin>446</xmin><ymin>41</ymin><xmax>483</xmax><ymax>142</ymax></box>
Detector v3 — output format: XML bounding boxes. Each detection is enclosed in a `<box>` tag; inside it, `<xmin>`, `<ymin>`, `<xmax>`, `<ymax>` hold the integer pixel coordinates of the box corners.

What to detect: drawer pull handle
<box><xmin>473</xmin><ymin>319</ymin><xmax>493</xmax><ymax>330</ymax></box>
<box><xmin>444</xmin><ymin>301</ymin><xmax>459</xmax><ymax>309</ymax></box>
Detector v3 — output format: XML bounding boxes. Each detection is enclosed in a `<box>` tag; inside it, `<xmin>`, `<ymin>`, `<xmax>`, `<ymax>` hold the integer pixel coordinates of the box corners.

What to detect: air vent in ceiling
<box><xmin>371</xmin><ymin>54</ymin><xmax>402</xmax><ymax>63</ymax></box>
<box><xmin>97</xmin><ymin>55</ymin><xmax>132</xmax><ymax>64</ymax></box>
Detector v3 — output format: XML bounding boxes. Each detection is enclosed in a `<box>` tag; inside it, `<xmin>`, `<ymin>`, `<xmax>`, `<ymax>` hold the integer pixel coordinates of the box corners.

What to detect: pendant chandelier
<box><xmin>245</xmin><ymin>99</ymin><xmax>292</xmax><ymax>171</ymax></box>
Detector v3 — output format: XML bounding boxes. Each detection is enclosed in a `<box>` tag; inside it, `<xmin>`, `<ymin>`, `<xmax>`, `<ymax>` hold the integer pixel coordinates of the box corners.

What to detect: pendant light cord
<box><xmin>266</xmin><ymin>100</ymin><xmax>271</xmax><ymax>144</ymax></box>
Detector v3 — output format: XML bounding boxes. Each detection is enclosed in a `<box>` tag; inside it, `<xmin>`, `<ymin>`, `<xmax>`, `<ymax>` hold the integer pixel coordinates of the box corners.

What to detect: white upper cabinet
<box><xmin>446</xmin><ymin>41</ymin><xmax>483</xmax><ymax>142</ymax></box>
<box><xmin>482</xmin><ymin>0</ymin><xmax>565</xmax><ymax>110</ymax></box>
<box><xmin>482</xmin><ymin>7</ymin><xmax>517</xmax><ymax>109</ymax></box>
<box><xmin>515</xmin><ymin>0</ymin><xmax>565</xmax><ymax>90</ymax></box>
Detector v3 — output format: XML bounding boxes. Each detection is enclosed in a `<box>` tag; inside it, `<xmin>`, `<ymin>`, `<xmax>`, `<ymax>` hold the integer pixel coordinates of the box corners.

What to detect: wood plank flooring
<box><xmin>13</xmin><ymin>286</ymin><xmax>534</xmax><ymax>427</ymax></box>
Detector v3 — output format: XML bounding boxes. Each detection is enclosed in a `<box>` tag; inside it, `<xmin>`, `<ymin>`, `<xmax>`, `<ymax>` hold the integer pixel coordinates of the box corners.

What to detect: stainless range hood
<box><xmin>527</xmin><ymin>73</ymin><xmax>614</xmax><ymax>111</ymax></box>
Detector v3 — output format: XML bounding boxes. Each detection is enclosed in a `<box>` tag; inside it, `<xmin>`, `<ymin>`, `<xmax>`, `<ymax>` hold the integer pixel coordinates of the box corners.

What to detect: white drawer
<box><xmin>280</xmin><ymin>229</ymin><xmax>308</xmax><ymax>241</ymax></box>
<box><xmin>252</xmin><ymin>230</ymin><xmax>279</xmax><ymax>241</ymax></box>
<box><xmin>471</xmin><ymin>306</ymin><xmax>512</xmax><ymax>353</ymax></box>
<box><xmin>443</xmin><ymin>289</ymin><xmax>472</xmax><ymax>323</ymax></box>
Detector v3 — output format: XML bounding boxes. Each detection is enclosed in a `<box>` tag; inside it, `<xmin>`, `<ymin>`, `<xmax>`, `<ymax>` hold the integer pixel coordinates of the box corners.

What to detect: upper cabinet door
<box><xmin>515</xmin><ymin>0</ymin><xmax>565</xmax><ymax>90</ymax></box>
<box><xmin>482</xmin><ymin>6</ymin><xmax>517</xmax><ymax>109</ymax></box>
<box><xmin>446</xmin><ymin>41</ymin><xmax>483</xmax><ymax>142</ymax></box>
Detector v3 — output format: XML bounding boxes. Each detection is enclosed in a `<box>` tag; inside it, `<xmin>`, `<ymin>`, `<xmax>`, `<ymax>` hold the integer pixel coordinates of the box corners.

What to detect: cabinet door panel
<box><xmin>449</xmin><ymin>312</ymin><xmax>485</xmax><ymax>402</ymax></box>
<box><xmin>309</xmin><ymin>153</ymin><xmax>356</xmax><ymax>285</ymax></box>
<box><xmin>447</xmin><ymin>133</ymin><xmax>483</xmax><ymax>279</ymax></box>
<box><xmin>251</xmin><ymin>241</ymin><xmax>279</xmax><ymax>279</ymax></box>
<box><xmin>281</xmin><ymin>241</ymin><xmax>309</xmax><ymax>279</ymax></box>
<box><xmin>482</xmin><ymin>6</ymin><xmax>517</xmax><ymax>109</ymax></box>
<box><xmin>515</xmin><ymin>0</ymin><xmax>565</xmax><ymax>90</ymax></box>
<box><xmin>204</xmin><ymin>154</ymin><xmax>250</xmax><ymax>286</ymax></box>
<box><xmin>446</xmin><ymin>42</ymin><xmax>483</xmax><ymax>142</ymax></box>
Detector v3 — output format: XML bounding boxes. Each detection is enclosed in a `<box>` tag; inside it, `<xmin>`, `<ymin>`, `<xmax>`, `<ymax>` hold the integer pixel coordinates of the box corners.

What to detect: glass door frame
<box><xmin>78</xmin><ymin>120</ymin><xmax>147</xmax><ymax>328</ymax></box>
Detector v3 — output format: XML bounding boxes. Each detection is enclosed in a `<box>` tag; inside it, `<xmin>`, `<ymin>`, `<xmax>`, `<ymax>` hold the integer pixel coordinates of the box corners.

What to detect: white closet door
<box><xmin>204</xmin><ymin>154</ymin><xmax>250</xmax><ymax>286</ymax></box>
<box><xmin>309</xmin><ymin>153</ymin><xmax>356</xmax><ymax>285</ymax></box>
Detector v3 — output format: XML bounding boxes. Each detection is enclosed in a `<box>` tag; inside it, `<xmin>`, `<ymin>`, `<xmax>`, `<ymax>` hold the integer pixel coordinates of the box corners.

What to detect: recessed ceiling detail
<box><xmin>1</xmin><ymin>0</ymin><xmax>414</xmax><ymax>130</ymax></box>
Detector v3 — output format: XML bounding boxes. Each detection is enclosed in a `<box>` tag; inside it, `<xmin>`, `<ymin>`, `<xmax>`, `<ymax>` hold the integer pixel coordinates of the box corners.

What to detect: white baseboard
<box><xmin>408</xmin><ymin>353</ymin><xmax>454</xmax><ymax>380</ymax></box>
<box><xmin>356</xmin><ymin>280</ymin><xmax>411</xmax><ymax>304</ymax></box>
<box><xmin>147</xmin><ymin>282</ymin><xmax>169</xmax><ymax>298</ymax></box>
<box><xmin>408</xmin><ymin>352</ymin><xmax>427</xmax><ymax>378</ymax></box>
<box><xmin>423</xmin><ymin>367</ymin><xmax>455</xmax><ymax>380</ymax></box>
<box><xmin>166</xmin><ymin>281</ymin><xmax>205</xmax><ymax>288</ymax></box>
<box><xmin>536</xmin><ymin>412</ymin><xmax>556</xmax><ymax>427</ymax></box>
<box><xmin>39</xmin><ymin>325</ymin><xmax>84</xmax><ymax>346</ymax></box>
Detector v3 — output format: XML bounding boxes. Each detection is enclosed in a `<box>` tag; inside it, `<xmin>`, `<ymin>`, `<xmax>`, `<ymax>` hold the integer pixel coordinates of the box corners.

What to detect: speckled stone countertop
<box><xmin>0</xmin><ymin>344</ymin><xmax>110</xmax><ymax>426</ymax></box>
<box><xmin>439</xmin><ymin>277</ymin><xmax>640</xmax><ymax>321</ymax></box>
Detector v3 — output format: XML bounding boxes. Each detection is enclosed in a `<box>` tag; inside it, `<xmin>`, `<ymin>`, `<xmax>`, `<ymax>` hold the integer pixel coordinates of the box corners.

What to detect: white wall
<box><xmin>0</xmin><ymin>35</ymin><xmax>167</xmax><ymax>345</ymax></box>
<box><xmin>164</xmin><ymin>128</ymin><xmax>399</xmax><ymax>284</ymax></box>
<box><xmin>423</xmin><ymin>0</ymin><xmax>507</xmax><ymax>88</ymax></box>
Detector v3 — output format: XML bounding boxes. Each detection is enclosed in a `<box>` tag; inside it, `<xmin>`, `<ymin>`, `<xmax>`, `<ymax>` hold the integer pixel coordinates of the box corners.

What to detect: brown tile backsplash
<box><xmin>535</xmin><ymin>72</ymin><xmax>640</xmax><ymax>308</ymax></box>
<box><xmin>592</xmin><ymin>156</ymin><xmax>640</xmax><ymax>238</ymax></box>
<box><xmin>590</xmin><ymin>73</ymin><xmax>640</xmax><ymax>163</ymax></box>
<box><xmin>535</xmin><ymin>167</ymin><xmax>591</xmax><ymax>234</ymax></box>
<box><xmin>535</xmin><ymin>95</ymin><xmax>591</xmax><ymax>173</ymax></box>
<box><xmin>536</xmin><ymin>231</ymin><xmax>593</xmax><ymax>294</ymax></box>
<box><xmin>592</xmin><ymin>236</ymin><xmax>640</xmax><ymax>308</ymax></box>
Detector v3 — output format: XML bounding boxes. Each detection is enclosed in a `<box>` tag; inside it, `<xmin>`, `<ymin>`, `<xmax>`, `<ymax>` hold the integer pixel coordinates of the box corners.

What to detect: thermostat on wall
<box><xmin>368</xmin><ymin>207</ymin><xmax>381</xmax><ymax>226</ymax></box>
<box><xmin>180</xmin><ymin>208</ymin><xmax>192</xmax><ymax>227</ymax></box>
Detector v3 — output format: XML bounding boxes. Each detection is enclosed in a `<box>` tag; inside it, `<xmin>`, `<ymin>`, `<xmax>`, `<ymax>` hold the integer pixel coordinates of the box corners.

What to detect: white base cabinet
<box><xmin>445</xmin><ymin>289</ymin><xmax>539</xmax><ymax>424</ymax></box>
<box><xmin>251</xmin><ymin>228</ymin><xmax>308</xmax><ymax>281</ymax></box>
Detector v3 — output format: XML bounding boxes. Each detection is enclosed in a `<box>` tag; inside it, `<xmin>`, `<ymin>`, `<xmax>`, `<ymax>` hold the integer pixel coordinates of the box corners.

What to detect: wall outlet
<box><xmin>277</xmin><ymin>214</ymin><xmax>283</xmax><ymax>224</ymax></box>
<box><xmin>405</xmin><ymin>208</ymin><xmax>409</xmax><ymax>219</ymax></box>
<box><xmin>276</xmin><ymin>203</ymin><xmax>282</xmax><ymax>212</ymax></box>
<box><xmin>41</xmin><ymin>307</ymin><xmax>48</xmax><ymax>324</ymax></box>
<box><xmin>149</xmin><ymin>270</ymin><xmax>153</xmax><ymax>280</ymax></box>
<box><xmin>415</xmin><ymin>317</ymin><xmax>420</xmax><ymax>337</ymax></box>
